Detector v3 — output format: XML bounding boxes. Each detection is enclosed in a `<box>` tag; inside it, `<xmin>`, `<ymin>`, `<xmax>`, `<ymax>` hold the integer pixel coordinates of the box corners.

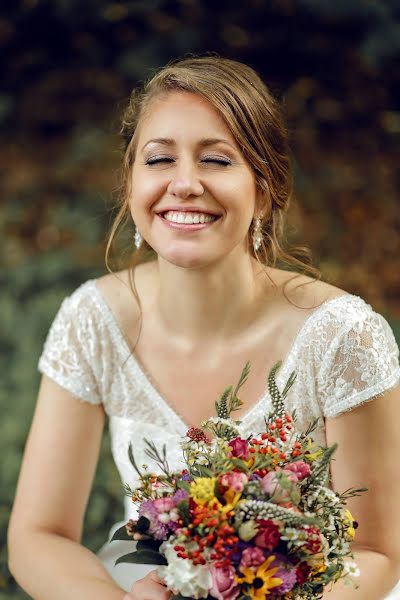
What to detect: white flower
<box><xmin>281</xmin><ymin>528</ymin><xmax>301</xmax><ymax>541</ymax></box>
<box><xmin>342</xmin><ymin>560</ymin><xmax>360</xmax><ymax>578</ymax></box>
<box><xmin>158</xmin><ymin>541</ymin><xmax>212</xmax><ymax>599</ymax></box>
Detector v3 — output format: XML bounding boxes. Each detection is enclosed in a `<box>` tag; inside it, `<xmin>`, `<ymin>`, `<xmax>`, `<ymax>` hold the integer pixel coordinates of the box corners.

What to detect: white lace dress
<box><xmin>38</xmin><ymin>280</ymin><xmax>400</xmax><ymax>597</ymax></box>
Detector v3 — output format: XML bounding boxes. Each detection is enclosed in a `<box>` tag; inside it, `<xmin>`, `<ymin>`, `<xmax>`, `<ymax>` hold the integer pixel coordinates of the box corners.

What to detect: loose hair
<box><xmin>106</xmin><ymin>54</ymin><xmax>320</xmax><ymax>316</ymax></box>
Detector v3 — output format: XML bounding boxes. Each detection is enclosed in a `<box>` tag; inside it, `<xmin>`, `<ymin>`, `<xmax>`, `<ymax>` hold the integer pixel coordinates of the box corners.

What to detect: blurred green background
<box><xmin>1</xmin><ymin>1</ymin><xmax>399</xmax><ymax>597</ymax></box>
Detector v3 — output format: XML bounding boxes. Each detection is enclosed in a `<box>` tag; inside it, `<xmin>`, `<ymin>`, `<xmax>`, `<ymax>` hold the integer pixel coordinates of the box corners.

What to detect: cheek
<box><xmin>129</xmin><ymin>169</ymin><xmax>167</xmax><ymax>214</ymax></box>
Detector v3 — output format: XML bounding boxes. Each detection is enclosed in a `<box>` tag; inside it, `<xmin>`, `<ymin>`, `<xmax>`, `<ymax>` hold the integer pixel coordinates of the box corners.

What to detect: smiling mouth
<box><xmin>160</xmin><ymin>211</ymin><xmax>221</xmax><ymax>225</ymax></box>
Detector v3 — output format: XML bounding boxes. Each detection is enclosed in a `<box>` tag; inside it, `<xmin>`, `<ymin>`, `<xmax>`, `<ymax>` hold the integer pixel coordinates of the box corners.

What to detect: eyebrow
<box><xmin>141</xmin><ymin>137</ymin><xmax>236</xmax><ymax>152</ymax></box>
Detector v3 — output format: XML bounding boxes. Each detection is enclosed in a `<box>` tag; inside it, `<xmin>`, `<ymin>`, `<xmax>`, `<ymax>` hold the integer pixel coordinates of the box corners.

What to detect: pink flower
<box><xmin>220</xmin><ymin>471</ymin><xmax>248</xmax><ymax>492</ymax></box>
<box><xmin>209</xmin><ymin>563</ymin><xmax>240</xmax><ymax>600</ymax></box>
<box><xmin>284</xmin><ymin>460</ymin><xmax>311</xmax><ymax>481</ymax></box>
<box><xmin>228</xmin><ymin>437</ymin><xmax>249</xmax><ymax>460</ymax></box>
<box><xmin>153</xmin><ymin>497</ymin><xmax>174</xmax><ymax>512</ymax></box>
<box><xmin>254</xmin><ymin>519</ymin><xmax>281</xmax><ymax>550</ymax></box>
<box><xmin>261</xmin><ymin>470</ymin><xmax>298</xmax><ymax>503</ymax></box>
<box><xmin>239</xmin><ymin>547</ymin><xmax>266</xmax><ymax>569</ymax></box>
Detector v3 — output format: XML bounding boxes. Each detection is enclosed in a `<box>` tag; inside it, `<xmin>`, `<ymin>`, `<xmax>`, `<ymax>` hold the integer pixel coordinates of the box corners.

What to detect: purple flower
<box><xmin>209</xmin><ymin>563</ymin><xmax>240</xmax><ymax>600</ymax></box>
<box><xmin>172</xmin><ymin>488</ymin><xmax>189</xmax><ymax>504</ymax></box>
<box><xmin>138</xmin><ymin>500</ymin><xmax>169</xmax><ymax>540</ymax></box>
<box><xmin>270</xmin><ymin>555</ymin><xmax>297</xmax><ymax>595</ymax></box>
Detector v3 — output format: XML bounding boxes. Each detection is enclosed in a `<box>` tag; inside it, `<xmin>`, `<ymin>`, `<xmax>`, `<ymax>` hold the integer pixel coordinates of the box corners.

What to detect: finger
<box><xmin>149</xmin><ymin>570</ymin><xmax>166</xmax><ymax>585</ymax></box>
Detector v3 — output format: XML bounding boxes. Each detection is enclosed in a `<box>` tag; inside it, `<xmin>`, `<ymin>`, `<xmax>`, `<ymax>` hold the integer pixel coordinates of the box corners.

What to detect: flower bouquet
<box><xmin>111</xmin><ymin>361</ymin><xmax>366</xmax><ymax>599</ymax></box>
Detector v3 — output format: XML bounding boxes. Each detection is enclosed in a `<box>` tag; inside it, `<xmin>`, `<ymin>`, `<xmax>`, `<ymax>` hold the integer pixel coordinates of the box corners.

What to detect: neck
<box><xmin>152</xmin><ymin>250</ymin><xmax>276</xmax><ymax>350</ymax></box>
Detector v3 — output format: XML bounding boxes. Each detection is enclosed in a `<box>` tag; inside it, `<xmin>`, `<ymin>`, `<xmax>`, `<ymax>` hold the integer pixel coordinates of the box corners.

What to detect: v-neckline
<box><xmin>90</xmin><ymin>280</ymin><xmax>354</xmax><ymax>432</ymax></box>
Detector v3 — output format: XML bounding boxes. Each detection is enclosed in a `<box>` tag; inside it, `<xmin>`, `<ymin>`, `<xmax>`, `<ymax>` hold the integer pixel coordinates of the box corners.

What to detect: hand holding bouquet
<box><xmin>112</xmin><ymin>362</ymin><xmax>366</xmax><ymax>599</ymax></box>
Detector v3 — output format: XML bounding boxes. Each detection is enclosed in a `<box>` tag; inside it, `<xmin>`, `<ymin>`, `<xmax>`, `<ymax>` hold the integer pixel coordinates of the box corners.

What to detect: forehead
<box><xmin>137</xmin><ymin>91</ymin><xmax>237</xmax><ymax>147</ymax></box>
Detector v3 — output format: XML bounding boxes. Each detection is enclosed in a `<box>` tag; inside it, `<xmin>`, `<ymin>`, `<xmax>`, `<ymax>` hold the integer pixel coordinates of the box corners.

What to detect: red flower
<box><xmin>296</xmin><ymin>561</ymin><xmax>311</xmax><ymax>585</ymax></box>
<box><xmin>187</xmin><ymin>428</ymin><xmax>210</xmax><ymax>443</ymax></box>
<box><xmin>254</xmin><ymin>519</ymin><xmax>280</xmax><ymax>549</ymax></box>
<box><xmin>304</xmin><ymin>526</ymin><xmax>322</xmax><ymax>553</ymax></box>
<box><xmin>228</xmin><ymin>437</ymin><xmax>249</xmax><ymax>459</ymax></box>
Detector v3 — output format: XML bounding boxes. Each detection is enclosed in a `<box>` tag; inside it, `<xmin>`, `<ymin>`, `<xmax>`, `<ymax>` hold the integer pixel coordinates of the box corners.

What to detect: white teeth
<box><xmin>163</xmin><ymin>211</ymin><xmax>216</xmax><ymax>225</ymax></box>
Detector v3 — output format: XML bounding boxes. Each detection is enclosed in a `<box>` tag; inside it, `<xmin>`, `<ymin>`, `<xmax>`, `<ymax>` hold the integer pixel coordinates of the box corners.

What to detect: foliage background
<box><xmin>1</xmin><ymin>1</ymin><xmax>399</xmax><ymax>597</ymax></box>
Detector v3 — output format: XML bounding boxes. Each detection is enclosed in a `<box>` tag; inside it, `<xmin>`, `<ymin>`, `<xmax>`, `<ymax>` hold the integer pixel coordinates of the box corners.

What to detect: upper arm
<box><xmin>8</xmin><ymin>375</ymin><xmax>105</xmax><ymax>544</ymax></box>
<box><xmin>326</xmin><ymin>384</ymin><xmax>400</xmax><ymax>563</ymax></box>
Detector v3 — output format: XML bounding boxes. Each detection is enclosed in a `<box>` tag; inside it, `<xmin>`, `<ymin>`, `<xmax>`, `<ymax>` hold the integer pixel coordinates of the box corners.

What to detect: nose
<box><xmin>167</xmin><ymin>162</ymin><xmax>204</xmax><ymax>199</ymax></box>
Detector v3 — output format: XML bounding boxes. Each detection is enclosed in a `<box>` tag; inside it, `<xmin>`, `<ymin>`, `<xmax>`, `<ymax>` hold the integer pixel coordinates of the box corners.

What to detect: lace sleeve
<box><xmin>317</xmin><ymin>302</ymin><xmax>400</xmax><ymax>418</ymax></box>
<box><xmin>38</xmin><ymin>283</ymin><xmax>102</xmax><ymax>405</ymax></box>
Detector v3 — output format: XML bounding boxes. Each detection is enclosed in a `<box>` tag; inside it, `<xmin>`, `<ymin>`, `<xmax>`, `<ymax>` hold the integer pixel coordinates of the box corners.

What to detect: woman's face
<box><xmin>130</xmin><ymin>91</ymin><xmax>260</xmax><ymax>269</ymax></box>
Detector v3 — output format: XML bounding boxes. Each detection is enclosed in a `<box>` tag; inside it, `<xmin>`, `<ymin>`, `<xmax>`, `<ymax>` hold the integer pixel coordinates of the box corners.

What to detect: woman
<box><xmin>8</xmin><ymin>56</ymin><xmax>400</xmax><ymax>599</ymax></box>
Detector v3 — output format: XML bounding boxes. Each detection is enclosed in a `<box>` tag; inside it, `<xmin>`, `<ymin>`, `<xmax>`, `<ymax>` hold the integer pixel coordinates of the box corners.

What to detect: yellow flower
<box><xmin>312</xmin><ymin>563</ymin><xmax>327</xmax><ymax>574</ymax></box>
<box><xmin>190</xmin><ymin>477</ymin><xmax>216</xmax><ymax>505</ymax></box>
<box><xmin>236</xmin><ymin>555</ymin><xmax>282</xmax><ymax>598</ymax></box>
<box><xmin>304</xmin><ymin>438</ymin><xmax>323</xmax><ymax>461</ymax></box>
<box><xmin>223</xmin><ymin>488</ymin><xmax>242</xmax><ymax>507</ymax></box>
<box><xmin>344</xmin><ymin>508</ymin><xmax>356</xmax><ymax>540</ymax></box>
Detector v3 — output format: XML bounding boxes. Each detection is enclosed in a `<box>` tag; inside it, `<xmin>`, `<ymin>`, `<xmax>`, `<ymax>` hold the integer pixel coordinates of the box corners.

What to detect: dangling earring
<box><xmin>252</xmin><ymin>215</ymin><xmax>263</xmax><ymax>252</ymax></box>
<box><xmin>134</xmin><ymin>228</ymin><xmax>142</xmax><ymax>249</ymax></box>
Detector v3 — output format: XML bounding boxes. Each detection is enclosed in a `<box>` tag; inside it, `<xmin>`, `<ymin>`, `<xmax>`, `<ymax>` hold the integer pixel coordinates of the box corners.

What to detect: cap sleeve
<box><xmin>316</xmin><ymin>299</ymin><xmax>400</xmax><ymax>418</ymax></box>
<box><xmin>38</xmin><ymin>282</ymin><xmax>102</xmax><ymax>405</ymax></box>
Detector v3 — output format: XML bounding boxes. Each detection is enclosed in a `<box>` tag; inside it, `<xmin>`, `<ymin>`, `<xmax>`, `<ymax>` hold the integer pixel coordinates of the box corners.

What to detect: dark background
<box><xmin>1</xmin><ymin>1</ymin><xmax>399</xmax><ymax>597</ymax></box>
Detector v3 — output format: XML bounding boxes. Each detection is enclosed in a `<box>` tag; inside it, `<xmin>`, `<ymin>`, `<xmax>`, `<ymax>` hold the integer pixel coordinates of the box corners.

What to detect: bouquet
<box><xmin>111</xmin><ymin>361</ymin><xmax>366</xmax><ymax>599</ymax></box>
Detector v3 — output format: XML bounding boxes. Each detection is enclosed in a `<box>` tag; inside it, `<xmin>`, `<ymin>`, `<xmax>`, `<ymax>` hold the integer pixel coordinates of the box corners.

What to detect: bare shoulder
<box><xmin>269</xmin><ymin>268</ymin><xmax>351</xmax><ymax>310</ymax></box>
<box><xmin>95</xmin><ymin>261</ymin><xmax>157</xmax><ymax>325</ymax></box>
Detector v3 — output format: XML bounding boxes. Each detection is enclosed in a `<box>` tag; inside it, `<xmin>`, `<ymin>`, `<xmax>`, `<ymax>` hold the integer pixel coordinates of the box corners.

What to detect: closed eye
<box><xmin>201</xmin><ymin>156</ymin><xmax>232</xmax><ymax>166</ymax></box>
<box><xmin>145</xmin><ymin>156</ymin><xmax>174</xmax><ymax>166</ymax></box>
<box><xmin>144</xmin><ymin>156</ymin><xmax>232</xmax><ymax>167</ymax></box>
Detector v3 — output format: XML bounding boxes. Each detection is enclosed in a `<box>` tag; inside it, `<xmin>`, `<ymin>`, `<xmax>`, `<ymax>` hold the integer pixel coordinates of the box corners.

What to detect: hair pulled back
<box><xmin>106</xmin><ymin>55</ymin><xmax>319</xmax><ymax>284</ymax></box>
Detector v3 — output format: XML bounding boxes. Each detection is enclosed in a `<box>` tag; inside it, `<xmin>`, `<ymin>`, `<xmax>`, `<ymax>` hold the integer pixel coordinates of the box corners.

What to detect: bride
<box><xmin>8</xmin><ymin>56</ymin><xmax>400</xmax><ymax>599</ymax></box>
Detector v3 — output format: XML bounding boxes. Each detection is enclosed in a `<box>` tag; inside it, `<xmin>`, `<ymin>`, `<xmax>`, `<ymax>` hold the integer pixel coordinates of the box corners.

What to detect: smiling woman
<box><xmin>106</xmin><ymin>56</ymin><xmax>313</xmax><ymax>282</ymax></box>
<box><xmin>7</xmin><ymin>55</ymin><xmax>400</xmax><ymax>600</ymax></box>
<box><xmin>127</xmin><ymin>91</ymin><xmax>259</xmax><ymax>270</ymax></box>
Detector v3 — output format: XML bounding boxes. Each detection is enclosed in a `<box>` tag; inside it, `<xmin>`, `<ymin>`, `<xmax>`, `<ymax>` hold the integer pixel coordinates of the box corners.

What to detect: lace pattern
<box><xmin>38</xmin><ymin>280</ymin><xmax>400</xmax><ymax>520</ymax></box>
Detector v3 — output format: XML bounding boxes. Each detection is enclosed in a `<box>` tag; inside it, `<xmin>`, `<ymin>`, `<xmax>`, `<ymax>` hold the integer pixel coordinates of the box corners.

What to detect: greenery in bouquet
<box><xmin>111</xmin><ymin>362</ymin><xmax>366</xmax><ymax>599</ymax></box>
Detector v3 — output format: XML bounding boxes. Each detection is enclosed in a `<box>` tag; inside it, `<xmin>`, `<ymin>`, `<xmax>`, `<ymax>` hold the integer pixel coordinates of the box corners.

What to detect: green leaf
<box><xmin>115</xmin><ymin>550</ymin><xmax>167</xmax><ymax>566</ymax></box>
<box><xmin>229</xmin><ymin>458</ymin><xmax>248</xmax><ymax>471</ymax></box>
<box><xmin>110</xmin><ymin>524</ymin><xmax>132</xmax><ymax>542</ymax></box>
<box><xmin>128</xmin><ymin>443</ymin><xmax>143</xmax><ymax>478</ymax></box>
<box><xmin>194</xmin><ymin>465</ymin><xmax>214</xmax><ymax>477</ymax></box>
<box><xmin>176</xmin><ymin>479</ymin><xmax>190</xmax><ymax>492</ymax></box>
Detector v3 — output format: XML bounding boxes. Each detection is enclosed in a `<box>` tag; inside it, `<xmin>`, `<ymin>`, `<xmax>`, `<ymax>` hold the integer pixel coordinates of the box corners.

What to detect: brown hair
<box><xmin>106</xmin><ymin>55</ymin><xmax>320</xmax><ymax>305</ymax></box>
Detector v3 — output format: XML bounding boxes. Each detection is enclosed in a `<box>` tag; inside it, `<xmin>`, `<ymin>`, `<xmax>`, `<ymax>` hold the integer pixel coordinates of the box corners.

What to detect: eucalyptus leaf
<box><xmin>115</xmin><ymin>550</ymin><xmax>167</xmax><ymax>566</ymax></box>
<box><xmin>110</xmin><ymin>524</ymin><xmax>131</xmax><ymax>542</ymax></box>
<box><xmin>137</xmin><ymin>539</ymin><xmax>163</xmax><ymax>553</ymax></box>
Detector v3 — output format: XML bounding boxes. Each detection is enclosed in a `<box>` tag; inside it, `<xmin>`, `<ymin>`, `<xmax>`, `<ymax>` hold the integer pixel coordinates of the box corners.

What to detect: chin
<box><xmin>158</xmin><ymin>248</ymin><xmax>220</xmax><ymax>270</ymax></box>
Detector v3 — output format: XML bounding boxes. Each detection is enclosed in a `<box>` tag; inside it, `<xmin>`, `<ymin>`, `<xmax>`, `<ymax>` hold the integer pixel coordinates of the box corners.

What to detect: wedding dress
<box><xmin>38</xmin><ymin>280</ymin><xmax>400</xmax><ymax>598</ymax></box>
